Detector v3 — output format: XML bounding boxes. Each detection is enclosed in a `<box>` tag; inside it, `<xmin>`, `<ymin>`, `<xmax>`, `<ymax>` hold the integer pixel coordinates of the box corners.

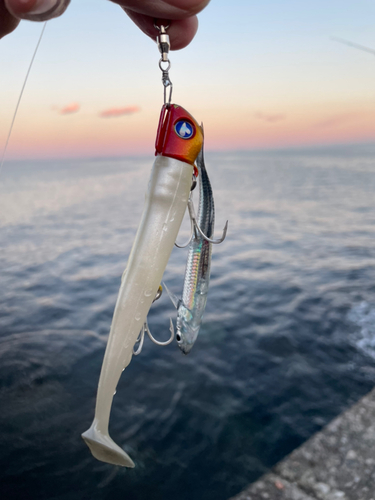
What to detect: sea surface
<box><xmin>1</xmin><ymin>146</ymin><xmax>375</xmax><ymax>500</ymax></box>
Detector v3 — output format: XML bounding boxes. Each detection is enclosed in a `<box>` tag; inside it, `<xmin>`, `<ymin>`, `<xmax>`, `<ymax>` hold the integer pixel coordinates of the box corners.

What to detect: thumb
<box><xmin>4</xmin><ymin>0</ymin><xmax>70</xmax><ymax>21</ymax></box>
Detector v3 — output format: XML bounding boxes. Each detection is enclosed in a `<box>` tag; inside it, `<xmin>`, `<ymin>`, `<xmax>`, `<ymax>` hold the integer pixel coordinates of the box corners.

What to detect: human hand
<box><xmin>0</xmin><ymin>0</ymin><xmax>209</xmax><ymax>49</ymax></box>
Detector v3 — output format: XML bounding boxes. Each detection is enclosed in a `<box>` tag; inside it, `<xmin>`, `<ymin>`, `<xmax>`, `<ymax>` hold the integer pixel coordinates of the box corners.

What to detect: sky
<box><xmin>1</xmin><ymin>0</ymin><xmax>375</xmax><ymax>160</ymax></box>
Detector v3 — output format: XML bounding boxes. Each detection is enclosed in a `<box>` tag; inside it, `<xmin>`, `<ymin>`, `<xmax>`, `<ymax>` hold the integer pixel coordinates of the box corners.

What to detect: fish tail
<box><xmin>81</xmin><ymin>420</ymin><xmax>135</xmax><ymax>468</ymax></box>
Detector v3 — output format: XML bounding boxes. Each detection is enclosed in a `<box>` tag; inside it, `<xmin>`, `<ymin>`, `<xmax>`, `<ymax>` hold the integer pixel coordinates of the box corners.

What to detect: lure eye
<box><xmin>176</xmin><ymin>333</ymin><xmax>182</xmax><ymax>342</ymax></box>
<box><xmin>174</xmin><ymin>120</ymin><xmax>194</xmax><ymax>140</ymax></box>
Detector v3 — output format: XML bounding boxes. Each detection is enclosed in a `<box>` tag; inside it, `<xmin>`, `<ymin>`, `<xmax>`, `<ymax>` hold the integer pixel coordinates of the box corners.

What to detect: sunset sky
<box><xmin>1</xmin><ymin>0</ymin><xmax>375</xmax><ymax>160</ymax></box>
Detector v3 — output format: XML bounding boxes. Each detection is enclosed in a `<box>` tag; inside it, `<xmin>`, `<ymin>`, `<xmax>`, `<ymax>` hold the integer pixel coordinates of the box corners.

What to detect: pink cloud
<box><xmin>255</xmin><ymin>112</ymin><xmax>286</xmax><ymax>123</ymax></box>
<box><xmin>59</xmin><ymin>102</ymin><xmax>80</xmax><ymax>115</ymax></box>
<box><xmin>99</xmin><ymin>106</ymin><xmax>140</xmax><ymax>118</ymax></box>
<box><xmin>314</xmin><ymin>113</ymin><xmax>360</xmax><ymax>128</ymax></box>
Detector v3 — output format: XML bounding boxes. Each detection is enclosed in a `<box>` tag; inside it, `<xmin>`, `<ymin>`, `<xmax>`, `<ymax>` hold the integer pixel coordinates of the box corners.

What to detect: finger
<box><xmin>123</xmin><ymin>9</ymin><xmax>198</xmax><ymax>50</ymax></box>
<box><xmin>0</xmin><ymin>1</ymin><xmax>20</xmax><ymax>38</ymax></box>
<box><xmin>113</xmin><ymin>0</ymin><xmax>210</xmax><ymax>20</ymax></box>
<box><xmin>4</xmin><ymin>0</ymin><xmax>70</xmax><ymax>21</ymax></box>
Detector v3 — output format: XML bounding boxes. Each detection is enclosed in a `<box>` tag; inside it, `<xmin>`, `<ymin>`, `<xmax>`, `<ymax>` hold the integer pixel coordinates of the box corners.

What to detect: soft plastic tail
<box><xmin>81</xmin><ymin>421</ymin><xmax>135</xmax><ymax>468</ymax></box>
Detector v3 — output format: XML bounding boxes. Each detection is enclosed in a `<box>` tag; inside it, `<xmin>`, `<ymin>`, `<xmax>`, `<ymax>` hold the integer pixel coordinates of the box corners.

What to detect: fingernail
<box><xmin>9</xmin><ymin>0</ymin><xmax>71</xmax><ymax>21</ymax></box>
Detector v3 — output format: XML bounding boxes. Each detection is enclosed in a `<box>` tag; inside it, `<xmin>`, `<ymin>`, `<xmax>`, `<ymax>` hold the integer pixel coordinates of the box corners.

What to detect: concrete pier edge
<box><xmin>230</xmin><ymin>387</ymin><xmax>375</xmax><ymax>500</ymax></box>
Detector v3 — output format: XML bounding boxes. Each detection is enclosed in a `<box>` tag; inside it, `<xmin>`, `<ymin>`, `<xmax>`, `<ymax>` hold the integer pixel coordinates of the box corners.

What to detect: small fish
<box><xmin>81</xmin><ymin>104</ymin><xmax>203</xmax><ymax>467</ymax></box>
<box><xmin>167</xmin><ymin>142</ymin><xmax>227</xmax><ymax>354</ymax></box>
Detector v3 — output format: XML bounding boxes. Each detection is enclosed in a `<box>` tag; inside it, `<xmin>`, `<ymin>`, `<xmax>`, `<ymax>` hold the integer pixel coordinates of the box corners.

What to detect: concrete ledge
<box><xmin>230</xmin><ymin>387</ymin><xmax>375</xmax><ymax>500</ymax></box>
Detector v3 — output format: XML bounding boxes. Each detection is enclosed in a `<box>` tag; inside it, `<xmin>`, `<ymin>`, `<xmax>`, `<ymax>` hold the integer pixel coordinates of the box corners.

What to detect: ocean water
<box><xmin>1</xmin><ymin>147</ymin><xmax>375</xmax><ymax>500</ymax></box>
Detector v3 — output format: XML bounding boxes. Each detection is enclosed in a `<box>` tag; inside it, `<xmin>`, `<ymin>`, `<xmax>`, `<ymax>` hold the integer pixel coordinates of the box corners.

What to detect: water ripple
<box><xmin>1</xmin><ymin>151</ymin><xmax>375</xmax><ymax>500</ymax></box>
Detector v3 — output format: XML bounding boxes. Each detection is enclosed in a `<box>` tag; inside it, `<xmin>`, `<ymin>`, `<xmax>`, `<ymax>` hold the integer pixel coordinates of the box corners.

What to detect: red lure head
<box><xmin>155</xmin><ymin>104</ymin><xmax>203</xmax><ymax>166</ymax></box>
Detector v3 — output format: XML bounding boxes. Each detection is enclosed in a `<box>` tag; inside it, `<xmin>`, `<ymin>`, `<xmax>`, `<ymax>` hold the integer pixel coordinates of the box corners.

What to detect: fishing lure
<box><xmin>81</xmin><ymin>103</ymin><xmax>203</xmax><ymax>467</ymax></box>
<box><xmin>166</xmin><ymin>144</ymin><xmax>228</xmax><ymax>354</ymax></box>
<box><xmin>81</xmin><ymin>21</ymin><xmax>204</xmax><ymax>466</ymax></box>
<box><xmin>81</xmin><ymin>102</ymin><xmax>203</xmax><ymax>466</ymax></box>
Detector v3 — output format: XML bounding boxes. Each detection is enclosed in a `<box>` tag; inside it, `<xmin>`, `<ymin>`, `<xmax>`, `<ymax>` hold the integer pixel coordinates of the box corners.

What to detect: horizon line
<box><xmin>3</xmin><ymin>140</ymin><xmax>375</xmax><ymax>163</ymax></box>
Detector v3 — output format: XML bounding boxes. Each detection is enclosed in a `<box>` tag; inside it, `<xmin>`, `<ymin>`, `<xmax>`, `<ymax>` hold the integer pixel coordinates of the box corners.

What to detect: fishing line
<box><xmin>0</xmin><ymin>22</ymin><xmax>47</xmax><ymax>178</ymax></box>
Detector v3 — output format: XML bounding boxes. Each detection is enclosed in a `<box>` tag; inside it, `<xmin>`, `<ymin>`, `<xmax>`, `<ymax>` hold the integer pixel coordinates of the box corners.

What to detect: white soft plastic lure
<box><xmin>81</xmin><ymin>104</ymin><xmax>203</xmax><ymax>467</ymax></box>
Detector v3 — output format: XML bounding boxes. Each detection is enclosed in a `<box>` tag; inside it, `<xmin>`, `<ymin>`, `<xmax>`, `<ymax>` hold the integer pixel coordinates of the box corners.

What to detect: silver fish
<box><xmin>167</xmin><ymin>144</ymin><xmax>227</xmax><ymax>354</ymax></box>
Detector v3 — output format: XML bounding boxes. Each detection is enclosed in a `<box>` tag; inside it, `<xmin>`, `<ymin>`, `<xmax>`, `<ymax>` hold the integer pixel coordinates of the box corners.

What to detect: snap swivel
<box><xmin>155</xmin><ymin>21</ymin><xmax>173</xmax><ymax>105</ymax></box>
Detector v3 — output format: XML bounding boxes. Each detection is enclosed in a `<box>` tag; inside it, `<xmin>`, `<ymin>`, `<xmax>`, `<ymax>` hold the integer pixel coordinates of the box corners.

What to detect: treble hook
<box><xmin>133</xmin><ymin>320</ymin><xmax>174</xmax><ymax>355</ymax></box>
<box><xmin>133</xmin><ymin>286</ymin><xmax>175</xmax><ymax>355</ymax></box>
<box><xmin>175</xmin><ymin>174</ymin><xmax>197</xmax><ymax>248</ymax></box>
<box><xmin>189</xmin><ymin>196</ymin><xmax>228</xmax><ymax>244</ymax></box>
<box><xmin>174</xmin><ymin>214</ymin><xmax>194</xmax><ymax>248</ymax></box>
<box><xmin>146</xmin><ymin>319</ymin><xmax>174</xmax><ymax>346</ymax></box>
<box><xmin>133</xmin><ymin>325</ymin><xmax>145</xmax><ymax>356</ymax></box>
<box><xmin>175</xmin><ymin>195</ymin><xmax>228</xmax><ymax>248</ymax></box>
